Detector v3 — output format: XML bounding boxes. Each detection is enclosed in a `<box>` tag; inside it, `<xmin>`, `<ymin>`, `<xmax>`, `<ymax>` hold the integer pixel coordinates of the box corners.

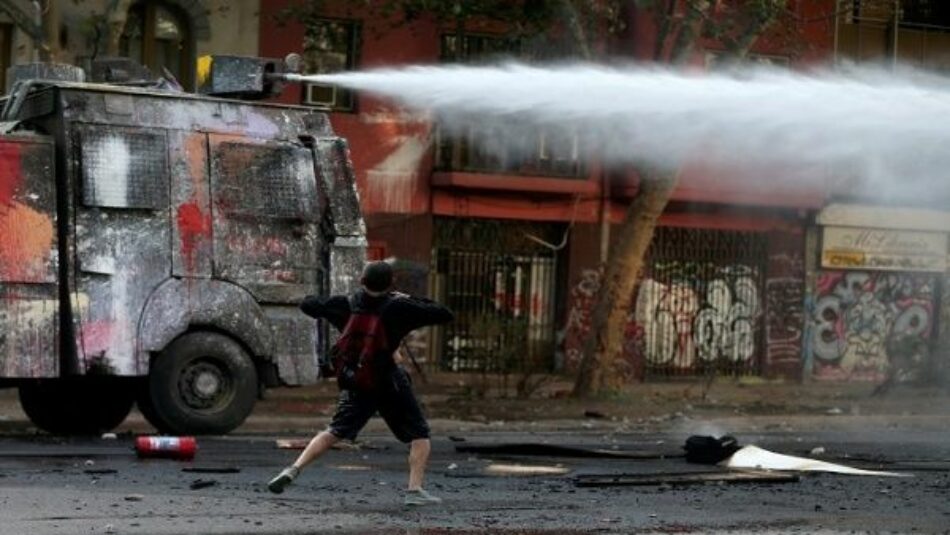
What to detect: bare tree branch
<box><xmin>670</xmin><ymin>0</ymin><xmax>711</xmax><ymax>65</ymax></box>
<box><xmin>559</xmin><ymin>0</ymin><xmax>593</xmax><ymax>59</ymax></box>
<box><xmin>724</xmin><ymin>1</ymin><xmax>789</xmax><ymax>60</ymax></box>
<box><xmin>652</xmin><ymin>0</ymin><xmax>676</xmax><ymax>61</ymax></box>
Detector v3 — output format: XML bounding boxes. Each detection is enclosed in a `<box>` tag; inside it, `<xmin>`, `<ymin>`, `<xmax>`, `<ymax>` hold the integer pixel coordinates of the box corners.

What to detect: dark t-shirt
<box><xmin>300</xmin><ymin>290</ymin><xmax>454</xmax><ymax>348</ymax></box>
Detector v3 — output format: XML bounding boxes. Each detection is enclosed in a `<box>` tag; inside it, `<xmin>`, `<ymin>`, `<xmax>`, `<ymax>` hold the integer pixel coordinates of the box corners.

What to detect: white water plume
<box><xmin>289</xmin><ymin>63</ymin><xmax>950</xmax><ymax>202</ymax></box>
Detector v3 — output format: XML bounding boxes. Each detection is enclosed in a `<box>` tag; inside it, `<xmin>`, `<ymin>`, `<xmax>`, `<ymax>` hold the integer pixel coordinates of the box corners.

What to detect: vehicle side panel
<box><xmin>72</xmin><ymin>124</ymin><xmax>171</xmax><ymax>375</ymax></box>
<box><xmin>0</xmin><ymin>136</ymin><xmax>59</xmax><ymax>378</ymax></box>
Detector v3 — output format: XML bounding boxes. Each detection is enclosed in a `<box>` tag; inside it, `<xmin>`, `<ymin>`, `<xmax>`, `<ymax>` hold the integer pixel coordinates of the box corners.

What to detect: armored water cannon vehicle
<box><xmin>0</xmin><ymin>55</ymin><xmax>366</xmax><ymax>435</ymax></box>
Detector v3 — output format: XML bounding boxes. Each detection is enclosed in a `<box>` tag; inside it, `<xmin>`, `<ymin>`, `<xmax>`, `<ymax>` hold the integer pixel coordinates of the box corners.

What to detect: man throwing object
<box><xmin>267</xmin><ymin>261</ymin><xmax>453</xmax><ymax>506</ymax></box>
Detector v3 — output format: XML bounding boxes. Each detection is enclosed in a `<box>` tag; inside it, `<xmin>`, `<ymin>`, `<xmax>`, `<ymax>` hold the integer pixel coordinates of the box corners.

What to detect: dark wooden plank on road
<box><xmin>456</xmin><ymin>443</ymin><xmax>682</xmax><ymax>459</ymax></box>
<box><xmin>575</xmin><ymin>469</ymin><xmax>799</xmax><ymax>487</ymax></box>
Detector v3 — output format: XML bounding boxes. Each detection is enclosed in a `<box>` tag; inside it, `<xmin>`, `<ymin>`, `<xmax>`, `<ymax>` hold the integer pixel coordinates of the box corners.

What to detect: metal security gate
<box><xmin>434</xmin><ymin>250</ymin><xmax>557</xmax><ymax>372</ymax></box>
<box><xmin>636</xmin><ymin>227</ymin><xmax>767</xmax><ymax>378</ymax></box>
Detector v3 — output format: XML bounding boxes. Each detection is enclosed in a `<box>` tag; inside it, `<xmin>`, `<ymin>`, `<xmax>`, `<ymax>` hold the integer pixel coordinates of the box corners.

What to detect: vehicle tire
<box><xmin>19</xmin><ymin>378</ymin><xmax>135</xmax><ymax>435</ymax></box>
<box><xmin>147</xmin><ymin>332</ymin><xmax>258</xmax><ymax>435</ymax></box>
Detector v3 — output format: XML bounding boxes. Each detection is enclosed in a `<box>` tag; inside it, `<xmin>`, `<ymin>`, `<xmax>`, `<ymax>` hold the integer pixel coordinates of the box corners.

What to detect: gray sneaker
<box><xmin>404</xmin><ymin>488</ymin><xmax>442</xmax><ymax>506</ymax></box>
<box><xmin>267</xmin><ymin>466</ymin><xmax>300</xmax><ymax>494</ymax></box>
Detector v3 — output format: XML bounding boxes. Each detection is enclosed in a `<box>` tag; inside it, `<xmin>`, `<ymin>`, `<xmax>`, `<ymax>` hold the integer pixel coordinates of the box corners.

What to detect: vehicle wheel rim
<box><xmin>178</xmin><ymin>358</ymin><xmax>234</xmax><ymax>412</ymax></box>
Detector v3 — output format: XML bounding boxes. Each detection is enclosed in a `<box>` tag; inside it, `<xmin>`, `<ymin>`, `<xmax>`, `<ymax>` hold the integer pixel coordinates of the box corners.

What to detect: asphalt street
<box><xmin>1</xmin><ymin>421</ymin><xmax>948</xmax><ymax>534</ymax></box>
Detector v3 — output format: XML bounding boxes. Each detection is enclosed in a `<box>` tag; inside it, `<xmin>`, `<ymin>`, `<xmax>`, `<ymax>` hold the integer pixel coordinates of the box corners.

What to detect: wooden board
<box><xmin>575</xmin><ymin>470</ymin><xmax>799</xmax><ymax>487</ymax></box>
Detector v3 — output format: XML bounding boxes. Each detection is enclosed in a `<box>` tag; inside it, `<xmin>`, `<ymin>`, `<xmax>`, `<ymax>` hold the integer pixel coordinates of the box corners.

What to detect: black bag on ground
<box><xmin>684</xmin><ymin>435</ymin><xmax>740</xmax><ymax>464</ymax></box>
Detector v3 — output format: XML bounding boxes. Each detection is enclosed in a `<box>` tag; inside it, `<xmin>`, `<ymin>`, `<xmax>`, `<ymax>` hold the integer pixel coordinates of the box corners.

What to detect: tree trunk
<box><xmin>106</xmin><ymin>0</ymin><xmax>134</xmax><ymax>56</ymax></box>
<box><xmin>572</xmin><ymin>169</ymin><xmax>678</xmax><ymax>396</ymax></box>
<box><xmin>41</xmin><ymin>0</ymin><xmax>61</xmax><ymax>62</ymax></box>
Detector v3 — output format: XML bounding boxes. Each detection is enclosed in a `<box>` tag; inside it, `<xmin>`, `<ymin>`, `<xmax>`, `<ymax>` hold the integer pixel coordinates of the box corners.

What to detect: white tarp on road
<box><xmin>723</xmin><ymin>446</ymin><xmax>907</xmax><ymax>477</ymax></box>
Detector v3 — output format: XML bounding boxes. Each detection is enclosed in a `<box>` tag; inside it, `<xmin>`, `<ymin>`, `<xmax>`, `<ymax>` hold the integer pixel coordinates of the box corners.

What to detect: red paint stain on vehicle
<box><xmin>0</xmin><ymin>143</ymin><xmax>20</xmax><ymax>207</ymax></box>
<box><xmin>80</xmin><ymin>321</ymin><xmax>115</xmax><ymax>356</ymax></box>
<box><xmin>177</xmin><ymin>202</ymin><xmax>212</xmax><ymax>272</ymax></box>
<box><xmin>0</xmin><ymin>143</ymin><xmax>55</xmax><ymax>282</ymax></box>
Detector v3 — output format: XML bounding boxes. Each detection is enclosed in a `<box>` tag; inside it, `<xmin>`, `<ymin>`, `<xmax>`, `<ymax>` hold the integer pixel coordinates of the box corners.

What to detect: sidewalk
<box><xmin>247</xmin><ymin>373</ymin><xmax>950</xmax><ymax>435</ymax></box>
<box><xmin>1</xmin><ymin>374</ymin><xmax>948</xmax><ymax>436</ymax></box>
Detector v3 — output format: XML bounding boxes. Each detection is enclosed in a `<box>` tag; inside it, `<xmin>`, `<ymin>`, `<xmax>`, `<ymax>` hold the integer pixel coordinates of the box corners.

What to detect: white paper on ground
<box><xmin>723</xmin><ymin>445</ymin><xmax>908</xmax><ymax>477</ymax></box>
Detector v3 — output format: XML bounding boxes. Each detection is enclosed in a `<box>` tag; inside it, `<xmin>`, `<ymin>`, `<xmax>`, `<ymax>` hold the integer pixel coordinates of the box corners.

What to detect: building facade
<box><xmin>0</xmin><ymin>0</ymin><xmax>258</xmax><ymax>90</ymax></box>
<box><xmin>255</xmin><ymin>0</ymin><xmax>859</xmax><ymax>384</ymax></box>
<box><xmin>11</xmin><ymin>1</ymin><xmax>945</xmax><ymax>385</ymax></box>
<box><xmin>804</xmin><ymin>0</ymin><xmax>950</xmax><ymax>386</ymax></box>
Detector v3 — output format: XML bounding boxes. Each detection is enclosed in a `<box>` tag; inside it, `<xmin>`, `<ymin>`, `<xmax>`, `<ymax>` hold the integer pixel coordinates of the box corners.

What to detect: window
<box><xmin>846</xmin><ymin>0</ymin><xmax>950</xmax><ymax>26</ymax></box>
<box><xmin>441</xmin><ymin>33</ymin><xmax>522</xmax><ymax>63</ymax></box>
<box><xmin>902</xmin><ymin>0</ymin><xmax>950</xmax><ymax>27</ymax></box>
<box><xmin>436</xmin><ymin>33</ymin><xmax>584</xmax><ymax>178</ymax></box>
<box><xmin>838</xmin><ymin>0</ymin><xmax>950</xmax><ymax>70</ymax></box>
<box><xmin>704</xmin><ymin>51</ymin><xmax>789</xmax><ymax>69</ymax></box>
<box><xmin>212</xmin><ymin>143</ymin><xmax>317</xmax><ymax>220</ymax></box>
<box><xmin>119</xmin><ymin>2</ymin><xmax>192</xmax><ymax>88</ymax></box>
<box><xmin>302</xmin><ymin>19</ymin><xmax>360</xmax><ymax>112</ymax></box>
<box><xmin>845</xmin><ymin>0</ymin><xmax>896</xmax><ymax>23</ymax></box>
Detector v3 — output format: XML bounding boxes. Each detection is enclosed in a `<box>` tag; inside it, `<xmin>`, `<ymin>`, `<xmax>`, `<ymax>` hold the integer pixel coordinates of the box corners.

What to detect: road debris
<box><xmin>684</xmin><ymin>435</ymin><xmax>740</xmax><ymax>464</ymax></box>
<box><xmin>276</xmin><ymin>439</ymin><xmax>308</xmax><ymax>450</ymax></box>
<box><xmin>84</xmin><ymin>469</ymin><xmax>118</xmax><ymax>475</ymax></box>
<box><xmin>189</xmin><ymin>479</ymin><xmax>218</xmax><ymax>490</ymax></box>
<box><xmin>485</xmin><ymin>463</ymin><xmax>570</xmax><ymax>476</ymax></box>
<box><xmin>276</xmin><ymin>439</ymin><xmax>386</xmax><ymax>451</ymax></box>
<box><xmin>182</xmin><ymin>466</ymin><xmax>241</xmax><ymax>474</ymax></box>
<box><xmin>329</xmin><ymin>464</ymin><xmax>372</xmax><ymax>471</ymax></box>
<box><xmin>723</xmin><ymin>445</ymin><xmax>907</xmax><ymax>477</ymax></box>
<box><xmin>575</xmin><ymin>470</ymin><xmax>799</xmax><ymax>487</ymax></box>
<box><xmin>135</xmin><ymin>436</ymin><xmax>197</xmax><ymax>460</ymax></box>
<box><xmin>456</xmin><ymin>443</ymin><xmax>679</xmax><ymax>459</ymax></box>
<box><xmin>124</xmin><ymin>494</ymin><xmax>144</xmax><ymax>502</ymax></box>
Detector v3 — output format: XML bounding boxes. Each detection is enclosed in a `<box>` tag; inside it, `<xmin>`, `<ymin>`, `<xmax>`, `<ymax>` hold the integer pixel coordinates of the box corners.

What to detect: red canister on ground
<box><xmin>135</xmin><ymin>436</ymin><xmax>197</xmax><ymax>460</ymax></box>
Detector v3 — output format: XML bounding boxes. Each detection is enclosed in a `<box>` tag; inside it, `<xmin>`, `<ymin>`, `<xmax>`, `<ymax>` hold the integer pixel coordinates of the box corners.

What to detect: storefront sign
<box><xmin>821</xmin><ymin>226</ymin><xmax>948</xmax><ymax>272</ymax></box>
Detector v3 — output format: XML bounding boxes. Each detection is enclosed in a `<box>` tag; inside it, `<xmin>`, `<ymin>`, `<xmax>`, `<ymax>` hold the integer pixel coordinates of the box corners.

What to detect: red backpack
<box><xmin>330</xmin><ymin>295</ymin><xmax>392</xmax><ymax>390</ymax></box>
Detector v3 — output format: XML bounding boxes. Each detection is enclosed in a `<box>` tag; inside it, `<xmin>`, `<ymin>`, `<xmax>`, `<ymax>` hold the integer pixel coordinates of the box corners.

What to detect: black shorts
<box><xmin>327</xmin><ymin>366</ymin><xmax>430</xmax><ymax>443</ymax></box>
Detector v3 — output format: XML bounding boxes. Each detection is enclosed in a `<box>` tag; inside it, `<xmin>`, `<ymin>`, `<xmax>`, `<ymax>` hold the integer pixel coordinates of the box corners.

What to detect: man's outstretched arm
<box><xmin>300</xmin><ymin>295</ymin><xmax>350</xmax><ymax>330</ymax></box>
<box><xmin>390</xmin><ymin>295</ymin><xmax>454</xmax><ymax>333</ymax></box>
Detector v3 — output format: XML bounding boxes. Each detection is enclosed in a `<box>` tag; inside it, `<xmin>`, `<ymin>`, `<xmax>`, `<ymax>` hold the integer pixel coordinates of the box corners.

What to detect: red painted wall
<box><xmin>260</xmin><ymin>1</ymin><xmax>439</xmax><ymax>216</ymax></box>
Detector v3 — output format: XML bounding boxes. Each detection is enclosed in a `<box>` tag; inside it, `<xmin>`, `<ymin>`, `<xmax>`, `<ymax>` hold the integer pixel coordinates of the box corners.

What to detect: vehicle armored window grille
<box><xmin>80</xmin><ymin>129</ymin><xmax>168</xmax><ymax>210</ymax></box>
<box><xmin>213</xmin><ymin>143</ymin><xmax>315</xmax><ymax>220</ymax></box>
